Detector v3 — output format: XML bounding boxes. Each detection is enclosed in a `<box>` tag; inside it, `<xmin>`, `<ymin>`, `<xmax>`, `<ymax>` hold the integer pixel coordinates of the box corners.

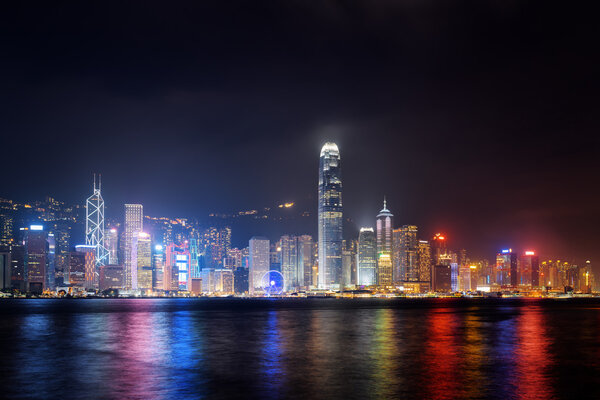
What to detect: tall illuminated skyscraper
<box><xmin>318</xmin><ymin>142</ymin><xmax>343</xmax><ymax>289</ymax></box>
<box><xmin>85</xmin><ymin>175</ymin><xmax>108</xmax><ymax>267</ymax></box>
<box><xmin>249</xmin><ymin>236</ymin><xmax>270</xmax><ymax>294</ymax></box>
<box><xmin>280</xmin><ymin>235</ymin><xmax>299</xmax><ymax>291</ymax></box>
<box><xmin>105</xmin><ymin>227</ymin><xmax>119</xmax><ymax>265</ymax></box>
<box><xmin>358</xmin><ymin>227</ymin><xmax>377</xmax><ymax>286</ymax></box>
<box><xmin>134</xmin><ymin>232</ymin><xmax>152</xmax><ymax>290</ymax></box>
<box><xmin>398</xmin><ymin>225</ymin><xmax>418</xmax><ymax>282</ymax></box>
<box><xmin>23</xmin><ymin>225</ymin><xmax>47</xmax><ymax>293</ymax></box>
<box><xmin>376</xmin><ymin>199</ymin><xmax>393</xmax><ymax>286</ymax></box>
<box><xmin>417</xmin><ymin>240</ymin><xmax>432</xmax><ymax>283</ymax></box>
<box><xmin>124</xmin><ymin>204</ymin><xmax>143</xmax><ymax>289</ymax></box>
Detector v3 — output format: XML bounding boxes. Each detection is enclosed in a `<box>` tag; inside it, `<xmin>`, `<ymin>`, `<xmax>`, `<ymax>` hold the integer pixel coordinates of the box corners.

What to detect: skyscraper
<box><xmin>280</xmin><ymin>235</ymin><xmax>299</xmax><ymax>291</ymax></box>
<box><xmin>105</xmin><ymin>227</ymin><xmax>119</xmax><ymax>265</ymax></box>
<box><xmin>153</xmin><ymin>244</ymin><xmax>165</xmax><ymax>290</ymax></box>
<box><xmin>75</xmin><ymin>245</ymin><xmax>96</xmax><ymax>289</ymax></box>
<box><xmin>85</xmin><ymin>175</ymin><xmax>108</xmax><ymax>267</ymax></box>
<box><xmin>124</xmin><ymin>204</ymin><xmax>143</xmax><ymax>289</ymax></box>
<box><xmin>135</xmin><ymin>232</ymin><xmax>152</xmax><ymax>290</ymax></box>
<box><xmin>417</xmin><ymin>240</ymin><xmax>432</xmax><ymax>283</ymax></box>
<box><xmin>496</xmin><ymin>249</ymin><xmax>518</xmax><ymax>287</ymax></box>
<box><xmin>249</xmin><ymin>236</ymin><xmax>270</xmax><ymax>294</ymax></box>
<box><xmin>318</xmin><ymin>142</ymin><xmax>343</xmax><ymax>289</ymax></box>
<box><xmin>357</xmin><ymin>228</ymin><xmax>377</xmax><ymax>286</ymax></box>
<box><xmin>519</xmin><ymin>250</ymin><xmax>539</xmax><ymax>287</ymax></box>
<box><xmin>398</xmin><ymin>225</ymin><xmax>418</xmax><ymax>282</ymax></box>
<box><xmin>298</xmin><ymin>235</ymin><xmax>314</xmax><ymax>288</ymax></box>
<box><xmin>24</xmin><ymin>225</ymin><xmax>47</xmax><ymax>293</ymax></box>
<box><xmin>376</xmin><ymin>199</ymin><xmax>393</xmax><ymax>286</ymax></box>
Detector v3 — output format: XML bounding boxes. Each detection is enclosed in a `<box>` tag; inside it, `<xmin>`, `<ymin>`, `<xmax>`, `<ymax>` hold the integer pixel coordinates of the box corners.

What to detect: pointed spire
<box><xmin>99</xmin><ymin>173</ymin><xmax>102</xmax><ymax>192</ymax></box>
<box><xmin>383</xmin><ymin>196</ymin><xmax>387</xmax><ymax>210</ymax></box>
<box><xmin>93</xmin><ymin>173</ymin><xmax>96</xmax><ymax>191</ymax></box>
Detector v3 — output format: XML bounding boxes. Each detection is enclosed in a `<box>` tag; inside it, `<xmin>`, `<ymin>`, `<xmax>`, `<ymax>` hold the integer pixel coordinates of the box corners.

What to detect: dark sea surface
<box><xmin>1</xmin><ymin>298</ymin><xmax>599</xmax><ymax>400</ymax></box>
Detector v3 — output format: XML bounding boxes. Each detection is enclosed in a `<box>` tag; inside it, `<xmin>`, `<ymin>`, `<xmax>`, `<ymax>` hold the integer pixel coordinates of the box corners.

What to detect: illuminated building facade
<box><xmin>431</xmin><ymin>233</ymin><xmax>448</xmax><ymax>265</ymax></box>
<box><xmin>520</xmin><ymin>251</ymin><xmax>539</xmax><ymax>286</ymax></box>
<box><xmin>249</xmin><ymin>236</ymin><xmax>270</xmax><ymax>294</ymax></box>
<box><xmin>396</xmin><ymin>225</ymin><xmax>418</xmax><ymax>282</ymax></box>
<box><xmin>165</xmin><ymin>243</ymin><xmax>190</xmax><ymax>291</ymax></box>
<box><xmin>24</xmin><ymin>225</ymin><xmax>47</xmax><ymax>293</ymax></box>
<box><xmin>342</xmin><ymin>239</ymin><xmax>357</xmax><ymax>287</ymax></box>
<box><xmin>496</xmin><ymin>249</ymin><xmax>518</xmax><ymax>287</ymax></box>
<box><xmin>153</xmin><ymin>245</ymin><xmax>165</xmax><ymax>290</ymax></box>
<box><xmin>0</xmin><ymin>247</ymin><xmax>10</xmax><ymax>289</ymax></box>
<box><xmin>105</xmin><ymin>227</ymin><xmax>119</xmax><ymax>265</ymax></box>
<box><xmin>318</xmin><ymin>142</ymin><xmax>343</xmax><ymax>289</ymax></box>
<box><xmin>85</xmin><ymin>175</ymin><xmax>108</xmax><ymax>268</ymax></box>
<box><xmin>10</xmin><ymin>244</ymin><xmax>25</xmax><ymax>291</ymax></box>
<box><xmin>47</xmin><ymin>233</ymin><xmax>55</xmax><ymax>289</ymax></box>
<box><xmin>280</xmin><ymin>235</ymin><xmax>299</xmax><ymax>291</ymax></box>
<box><xmin>99</xmin><ymin>265</ymin><xmax>123</xmax><ymax>290</ymax></box>
<box><xmin>50</xmin><ymin>221</ymin><xmax>71</xmax><ymax>285</ymax></box>
<box><xmin>376</xmin><ymin>199</ymin><xmax>393</xmax><ymax>286</ymax></box>
<box><xmin>68</xmin><ymin>251</ymin><xmax>86</xmax><ymax>288</ymax></box>
<box><xmin>417</xmin><ymin>240</ymin><xmax>432</xmax><ymax>283</ymax></box>
<box><xmin>189</xmin><ymin>238</ymin><xmax>201</xmax><ymax>279</ymax></box>
<box><xmin>124</xmin><ymin>204</ymin><xmax>143</xmax><ymax>289</ymax></box>
<box><xmin>135</xmin><ymin>232</ymin><xmax>152</xmax><ymax>290</ymax></box>
<box><xmin>433</xmin><ymin>264</ymin><xmax>452</xmax><ymax>292</ymax></box>
<box><xmin>75</xmin><ymin>245</ymin><xmax>96</xmax><ymax>289</ymax></box>
<box><xmin>358</xmin><ymin>228</ymin><xmax>377</xmax><ymax>286</ymax></box>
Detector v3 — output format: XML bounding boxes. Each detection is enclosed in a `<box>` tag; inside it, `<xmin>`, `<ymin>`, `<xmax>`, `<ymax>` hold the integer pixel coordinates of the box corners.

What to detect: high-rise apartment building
<box><xmin>75</xmin><ymin>245</ymin><xmax>96</xmax><ymax>289</ymax></box>
<box><xmin>124</xmin><ymin>204</ymin><xmax>143</xmax><ymax>289</ymax></box>
<box><xmin>318</xmin><ymin>142</ymin><xmax>343</xmax><ymax>289</ymax></box>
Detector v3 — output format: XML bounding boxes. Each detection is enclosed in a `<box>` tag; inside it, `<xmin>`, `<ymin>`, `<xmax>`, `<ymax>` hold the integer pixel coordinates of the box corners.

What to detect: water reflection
<box><xmin>1</xmin><ymin>299</ymin><xmax>599</xmax><ymax>399</ymax></box>
<box><xmin>421</xmin><ymin>305</ymin><xmax>462</xmax><ymax>399</ymax></box>
<box><xmin>260</xmin><ymin>310</ymin><xmax>283</xmax><ymax>398</ymax></box>
<box><xmin>513</xmin><ymin>303</ymin><xmax>555</xmax><ymax>400</ymax></box>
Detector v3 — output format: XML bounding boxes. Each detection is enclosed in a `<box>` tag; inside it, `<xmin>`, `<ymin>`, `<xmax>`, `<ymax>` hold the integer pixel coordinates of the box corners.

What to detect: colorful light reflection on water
<box><xmin>1</xmin><ymin>298</ymin><xmax>600</xmax><ymax>399</ymax></box>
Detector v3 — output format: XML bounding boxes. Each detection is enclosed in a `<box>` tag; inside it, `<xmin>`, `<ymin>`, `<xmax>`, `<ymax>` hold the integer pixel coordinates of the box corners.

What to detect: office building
<box><xmin>358</xmin><ymin>228</ymin><xmax>377</xmax><ymax>286</ymax></box>
<box><xmin>85</xmin><ymin>175</ymin><xmax>108</xmax><ymax>267</ymax></box>
<box><xmin>417</xmin><ymin>240</ymin><xmax>432</xmax><ymax>283</ymax></box>
<box><xmin>124</xmin><ymin>204</ymin><xmax>143</xmax><ymax>289</ymax></box>
<box><xmin>249</xmin><ymin>236</ymin><xmax>270</xmax><ymax>294</ymax></box>
<box><xmin>105</xmin><ymin>227</ymin><xmax>119</xmax><ymax>265</ymax></box>
<box><xmin>318</xmin><ymin>142</ymin><xmax>343</xmax><ymax>289</ymax></box>
<box><xmin>376</xmin><ymin>199</ymin><xmax>393</xmax><ymax>286</ymax></box>
<box><xmin>153</xmin><ymin>244</ymin><xmax>165</xmax><ymax>290</ymax></box>
<box><xmin>24</xmin><ymin>225</ymin><xmax>47</xmax><ymax>293</ymax></box>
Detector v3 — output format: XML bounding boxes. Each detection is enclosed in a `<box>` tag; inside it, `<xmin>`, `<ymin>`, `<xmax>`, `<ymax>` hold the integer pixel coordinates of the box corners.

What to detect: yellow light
<box><xmin>284</xmin><ymin>202</ymin><xmax>294</xmax><ymax>208</ymax></box>
<box><xmin>469</xmin><ymin>265</ymin><xmax>477</xmax><ymax>269</ymax></box>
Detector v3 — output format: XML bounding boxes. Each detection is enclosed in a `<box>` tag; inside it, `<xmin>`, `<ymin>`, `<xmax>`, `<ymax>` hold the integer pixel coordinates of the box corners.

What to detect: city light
<box><xmin>30</xmin><ymin>225</ymin><xmax>43</xmax><ymax>231</ymax></box>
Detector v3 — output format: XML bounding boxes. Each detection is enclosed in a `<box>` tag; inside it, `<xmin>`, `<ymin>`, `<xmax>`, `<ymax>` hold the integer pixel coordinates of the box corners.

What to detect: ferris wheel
<box><xmin>261</xmin><ymin>270</ymin><xmax>284</xmax><ymax>296</ymax></box>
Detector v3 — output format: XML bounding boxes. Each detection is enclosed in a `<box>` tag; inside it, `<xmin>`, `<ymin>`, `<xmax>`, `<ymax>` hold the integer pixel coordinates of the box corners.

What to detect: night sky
<box><xmin>1</xmin><ymin>1</ymin><xmax>598</xmax><ymax>263</ymax></box>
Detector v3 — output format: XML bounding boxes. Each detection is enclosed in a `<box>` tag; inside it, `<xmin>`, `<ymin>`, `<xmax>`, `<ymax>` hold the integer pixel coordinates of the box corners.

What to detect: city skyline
<box><xmin>0</xmin><ymin>143</ymin><xmax>596</xmax><ymax>296</ymax></box>
<box><xmin>0</xmin><ymin>155</ymin><xmax>595</xmax><ymax>267</ymax></box>
<box><xmin>2</xmin><ymin>2</ymin><xmax>598</xmax><ymax>269</ymax></box>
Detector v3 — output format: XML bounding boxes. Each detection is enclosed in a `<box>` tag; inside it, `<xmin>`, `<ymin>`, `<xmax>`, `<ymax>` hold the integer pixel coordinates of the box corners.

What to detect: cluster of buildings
<box><xmin>0</xmin><ymin>144</ymin><xmax>596</xmax><ymax>297</ymax></box>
